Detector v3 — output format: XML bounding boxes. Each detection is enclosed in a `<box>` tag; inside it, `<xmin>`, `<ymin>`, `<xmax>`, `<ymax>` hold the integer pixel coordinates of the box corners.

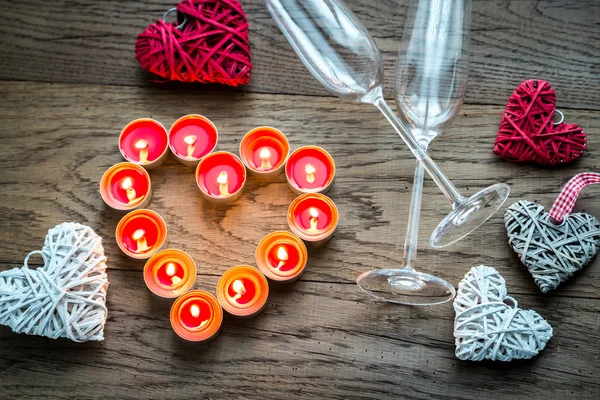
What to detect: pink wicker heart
<box><xmin>493</xmin><ymin>79</ymin><xmax>586</xmax><ymax>165</ymax></box>
<box><xmin>135</xmin><ymin>0</ymin><xmax>252</xmax><ymax>86</ymax></box>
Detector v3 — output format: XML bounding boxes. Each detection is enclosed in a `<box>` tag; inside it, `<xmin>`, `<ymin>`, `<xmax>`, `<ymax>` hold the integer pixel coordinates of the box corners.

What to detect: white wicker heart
<box><xmin>0</xmin><ymin>222</ymin><xmax>108</xmax><ymax>342</ymax></box>
<box><xmin>453</xmin><ymin>265</ymin><xmax>552</xmax><ymax>361</ymax></box>
<box><xmin>505</xmin><ymin>200</ymin><xmax>600</xmax><ymax>293</ymax></box>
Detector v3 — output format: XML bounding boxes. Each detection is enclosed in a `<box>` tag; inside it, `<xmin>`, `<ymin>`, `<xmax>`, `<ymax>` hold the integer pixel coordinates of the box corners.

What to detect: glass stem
<box><xmin>402</xmin><ymin>152</ymin><xmax>426</xmax><ymax>270</ymax></box>
<box><xmin>374</xmin><ymin>97</ymin><xmax>463</xmax><ymax>205</ymax></box>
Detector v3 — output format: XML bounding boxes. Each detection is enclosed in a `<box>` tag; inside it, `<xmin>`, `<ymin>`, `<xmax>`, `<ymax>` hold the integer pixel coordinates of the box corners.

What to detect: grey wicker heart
<box><xmin>454</xmin><ymin>265</ymin><xmax>552</xmax><ymax>362</ymax></box>
<box><xmin>0</xmin><ymin>222</ymin><xmax>109</xmax><ymax>342</ymax></box>
<box><xmin>505</xmin><ymin>200</ymin><xmax>600</xmax><ymax>293</ymax></box>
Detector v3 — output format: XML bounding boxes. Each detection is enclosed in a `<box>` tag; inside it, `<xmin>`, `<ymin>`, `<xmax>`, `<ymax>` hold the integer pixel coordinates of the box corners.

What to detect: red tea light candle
<box><xmin>119</xmin><ymin>118</ymin><xmax>169</xmax><ymax>169</ymax></box>
<box><xmin>116</xmin><ymin>209</ymin><xmax>167</xmax><ymax>259</ymax></box>
<box><xmin>196</xmin><ymin>151</ymin><xmax>246</xmax><ymax>204</ymax></box>
<box><xmin>169</xmin><ymin>114</ymin><xmax>218</xmax><ymax>167</ymax></box>
<box><xmin>217</xmin><ymin>266</ymin><xmax>269</xmax><ymax>318</ymax></box>
<box><xmin>143</xmin><ymin>250</ymin><xmax>196</xmax><ymax>298</ymax></box>
<box><xmin>286</xmin><ymin>146</ymin><xmax>335</xmax><ymax>194</ymax></box>
<box><xmin>239</xmin><ymin>127</ymin><xmax>290</xmax><ymax>179</ymax></box>
<box><xmin>288</xmin><ymin>193</ymin><xmax>338</xmax><ymax>245</ymax></box>
<box><xmin>256</xmin><ymin>231</ymin><xmax>308</xmax><ymax>282</ymax></box>
<box><xmin>171</xmin><ymin>290</ymin><xmax>223</xmax><ymax>342</ymax></box>
<box><xmin>99</xmin><ymin>162</ymin><xmax>151</xmax><ymax>211</ymax></box>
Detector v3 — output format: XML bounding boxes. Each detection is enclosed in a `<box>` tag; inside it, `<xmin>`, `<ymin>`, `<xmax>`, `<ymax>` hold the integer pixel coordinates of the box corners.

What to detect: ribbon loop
<box><xmin>549</xmin><ymin>173</ymin><xmax>600</xmax><ymax>222</ymax></box>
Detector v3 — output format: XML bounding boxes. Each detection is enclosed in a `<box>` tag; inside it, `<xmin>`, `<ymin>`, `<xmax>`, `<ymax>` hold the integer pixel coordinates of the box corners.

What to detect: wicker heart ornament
<box><xmin>135</xmin><ymin>0</ymin><xmax>252</xmax><ymax>86</ymax></box>
<box><xmin>505</xmin><ymin>173</ymin><xmax>600</xmax><ymax>293</ymax></box>
<box><xmin>493</xmin><ymin>79</ymin><xmax>586</xmax><ymax>165</ymax></box>
<box><xmin>0</xmin><ymin>223</ymin><xmax>109</xmax><ymax>342</ymax></box>
<box><xmin>454</xmin><ymin>265</ymin><xmax>552</xmax><ymax>362</ymax></box>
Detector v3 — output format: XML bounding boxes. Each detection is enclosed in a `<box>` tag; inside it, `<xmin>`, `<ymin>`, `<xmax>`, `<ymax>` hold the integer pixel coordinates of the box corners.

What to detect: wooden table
<box><xmin>1</xmin><ymin>1</ymin><xmax>599</xmax><ymax>398</ymax></box>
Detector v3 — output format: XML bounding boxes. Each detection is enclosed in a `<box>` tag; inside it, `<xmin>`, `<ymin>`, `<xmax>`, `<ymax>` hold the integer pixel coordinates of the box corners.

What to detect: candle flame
<box><xmin>184</xmin><ymin>135</ymin><xmax>197</xmax><ymax>158</ymax></box>
<box><xmin>260</xmin><ymin>148</ymin><xmax>272</xmax><ymax>170</ymax></box>
<box><xmin>166</xmin><ymin>262</ymin><xmax>176</xmax><ymax>276</ymax></box>
<box><xmin>132</xmin><ymin>229</ymin><xmax>149</xmax><ymax>252</ymax></box>
<box><xmin>217</xmin><ymin>171</ymin><xmax>229</xmax><ymax>197</ymax></box>
<box><xmin>275</xmin><ymin>246</ymin><xmax>289</xmax><ymax>270</ymax></box>
<box><xmin>135</xmin><ymin>140</ymin><xmax>149</xmax><ymax>163</ymax></box>
<box><xmin>309</xmin><ymin>207</ymin><xmax>319</xmax><ymax>234</ymax></box>
<box><xmin>232</xmin><ymin>279</ymin><xmax>246</xmax><ymax>301</ymax></box>
<box><xmin>190</xmin><ymin>304</ymin><xmax>200</xmax><ymax>318</ymax></box>
<box><xmin>122</xmin><ymin>177</ymin><xmax>133</xmax><ymax>190</ymax></box>
<box><xmin>305</xmin><ymin>164</ymin><xmax>316</xmax><ymax>183</ymax></box>
<box><xmin>135</xmin><ymin>140</ymin><xmax>148</xmax><ymax>149</ymax></box>
<box><xmin>121</xmin><ymin>177</ymin><xmax>138</xmax><ymax>203</ymax></box>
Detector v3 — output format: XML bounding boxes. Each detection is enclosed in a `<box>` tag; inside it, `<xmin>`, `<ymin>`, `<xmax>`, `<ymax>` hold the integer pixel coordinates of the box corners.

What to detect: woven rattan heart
<box><xmin>505</xmin><ymin>200</ymin><xmax>600</xmax><ymax>293</ymax></box>
<box><xmin>454</xmin><ymin>265</ymin><xmax>552</xmax><ymax>362</ymax></box>
<box><xmin>493</xmin><ymin>79</ymin><xmax>586</xmax><ymax>165</ymax></box>
<box><xmin>0</xmin><ymin>223</ymin><xmax>108</xmax><ymax>342</ymax></box>
<box><xmin>135</xmin><ymin>0</ymin><xmax>252</xmax><ymax>86</ymax></box>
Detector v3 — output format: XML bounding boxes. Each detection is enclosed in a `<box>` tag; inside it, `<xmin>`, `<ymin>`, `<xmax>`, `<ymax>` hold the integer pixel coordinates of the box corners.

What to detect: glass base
<box><xmin>429</xmin><ymin>183</ymin><xmax>510</xmax><ymax>249</ymax></box>
<box><xmin>356</xmin><ymin>268</ymin><xmax>456</xmax><ymax>305</ymax></box>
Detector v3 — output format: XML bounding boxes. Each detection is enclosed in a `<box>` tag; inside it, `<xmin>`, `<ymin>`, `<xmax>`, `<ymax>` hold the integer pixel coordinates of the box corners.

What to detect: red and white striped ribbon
<box><xmin>549</xmin><ymin>172</ymin><xmax>600</xmax><ymax>222</ymax></box>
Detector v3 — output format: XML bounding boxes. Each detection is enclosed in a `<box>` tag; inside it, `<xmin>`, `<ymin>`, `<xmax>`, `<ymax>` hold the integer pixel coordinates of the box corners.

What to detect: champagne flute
<box><xmin>264</xmin><ymin>0</ymin><xmax>509</xmax><ymax>248</ymax></box>
<box><xmin>357</xmin><ymin>0</ymin><xmax>470</xmax><ymax>304</ymax></box>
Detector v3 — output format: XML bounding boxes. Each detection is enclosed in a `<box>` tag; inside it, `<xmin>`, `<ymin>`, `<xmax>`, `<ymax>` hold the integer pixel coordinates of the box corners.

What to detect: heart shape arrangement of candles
<box><xmin>101</xmin><ymin>117</ymin><xmax>339</xmax><ymax>341</ymax></box>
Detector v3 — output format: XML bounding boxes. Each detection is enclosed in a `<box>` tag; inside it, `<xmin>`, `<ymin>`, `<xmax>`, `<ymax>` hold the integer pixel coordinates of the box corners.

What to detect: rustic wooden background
<box><xmin>0</xmin><ymin>0</ymin><xmax>599</xmax><ymax>399</ymax></box>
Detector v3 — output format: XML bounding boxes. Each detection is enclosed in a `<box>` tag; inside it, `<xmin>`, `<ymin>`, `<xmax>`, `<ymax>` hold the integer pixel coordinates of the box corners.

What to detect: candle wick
<box><xmin>126</xmin><ymin>188</ymin><xmax>137</xmax><ymax>202</ymax></box>
<box><xmin>217</xmin><ymin>171</ymin><xmax>229</xmax><ymax>197</ymax></box>
<box><xmin>171</xmin><ymin>276</ymin><xmax>182</xmax><ymax>286</ymax></box>
<box><xmin>122</xmin><ymin>177</ymin><xmax>140</xmax><ymax>204</ymax></box>
<box><xmin>135</xmin><ymin>140</ymin><xmax>149</xmax><ymax>163</ymax></box>
<box><xmin>305</xmin><ymin>164</ymin><xmax>316</xmax><ymax>184</ymax></box>
<box><xmin>309</xmin><ymin>217</ymin><xmax>319</xmax><ymax>234</ymax></box>
<box><xmin>136</xmin><ymin>237</ymin><xmax>149</xmax><ymax>252</ymax></box>
<box><xmin>307</xmin><ymin>208</ymin><xmax>320</xmax><ymax>234</ymax></box>
<box><xmin>132</xmin><ymin>229</ymin><xmax>149</xmax><ymax>252</ymax></box>
<box><xmin>275</xmin><ymin>260</ymin><xmax>286</xmax><ymax>270</ymax></box>
<box><xmin>185</xmin><ymin>135</ymin><xmax>197</xmax><ymax>158</ymax></box>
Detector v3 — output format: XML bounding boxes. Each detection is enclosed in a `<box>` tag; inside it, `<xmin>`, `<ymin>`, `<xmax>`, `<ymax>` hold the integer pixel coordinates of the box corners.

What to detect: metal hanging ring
<box><xmin>162</xmin><ymin>8</ymin><xmax>188</xmax><ymax>30</ymax></box>
<box><xmin>553</xmin><ymin>109</ymin><xmax>564</xmax><ymax>125</ymax></box>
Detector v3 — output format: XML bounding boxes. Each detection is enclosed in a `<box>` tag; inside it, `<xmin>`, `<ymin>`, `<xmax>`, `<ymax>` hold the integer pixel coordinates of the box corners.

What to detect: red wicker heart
<box><xmin>493</xmin><ymin>79</ymin><xmax>586</xmax><ymax>165</ymax></box>
<box><xmin>135</xmin><ymin>0</ymin><xmax>252</xmax><ymax>86</ymax></box>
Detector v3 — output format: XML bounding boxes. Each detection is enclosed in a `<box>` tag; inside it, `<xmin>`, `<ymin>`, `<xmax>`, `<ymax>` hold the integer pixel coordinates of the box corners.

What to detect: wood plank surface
<box><xmin>1</xmin><ymin>0</ymin><xmax>600</xmax><ymax>398</ymax></box>
<box><xmin>0</xmin><ymin>0</ymin><xmax>598</xmax><ymax>109</ymax></box>
<box><xmin>0</xmin><ymin>80</ymin><xmax>599</xmax><ymax>398</ymax></box>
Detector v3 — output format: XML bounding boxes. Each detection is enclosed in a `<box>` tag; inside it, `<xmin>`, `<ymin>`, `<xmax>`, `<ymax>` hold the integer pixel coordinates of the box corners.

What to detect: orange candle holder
<box><xmin>119</xmin><ymin>118</ymin><xmax>169</xmax><ymax>170</ymax></box>
<box><xmin>256</xmin><ymin>231</ymin><xmax>308</xmax><ymax>282</ymax></box>
<box><xmin>143</xmin><ymin>249</ymin><xmax>196</xmax><ymax>298</ymax></box>
<box><xmin>285</xmin><ymin>146</ymin><xmax>335</xmax><ymax>195</ymax></box>
<box><xmin>196</xmin><ymin>151</ymin><xmax>247</xmax><ymax>204</ymax></box>
<box><xmin>100</xmin><ymin>162</ymin><xmax>151</xmax><ymax>211</ymax></box>
<box><xmin>168</xmin><ymin>114</ymin><xmax>218</xmax><ymax>167</ymax></box>
<box><xmin>116</xmin><ymin>209</ymin><xmax>167</xmax><ymax>259</ymax></box>
<box><xmin>170</xmin><ymin>290</ymin><xmax>223</xmax><ymax>342</ymax></box>
<box><xmin>239</xmin><ymin>127</ymin><xmax>290</xmax><ymax>179</ymax></box>
<box><xmin>217</xmin><ymin>266</ymin><xmax>269</xmax><ymax>318</ymax></box>
<box><xmin>288</xmin><ymin>193</ymin><xmax>339</xmax><ymax>246</ymax></box>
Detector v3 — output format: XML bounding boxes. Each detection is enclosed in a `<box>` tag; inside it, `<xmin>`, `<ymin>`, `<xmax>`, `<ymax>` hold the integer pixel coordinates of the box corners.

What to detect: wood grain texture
<box><xmin>0</xmin><ymin>0</ymin><xmax>598</xmax><ymax>109</ymax></box>
<box><xmin>0</xmin><ymin>81</ymin><xmax>599</xmax><ymax>398</ymax></box>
